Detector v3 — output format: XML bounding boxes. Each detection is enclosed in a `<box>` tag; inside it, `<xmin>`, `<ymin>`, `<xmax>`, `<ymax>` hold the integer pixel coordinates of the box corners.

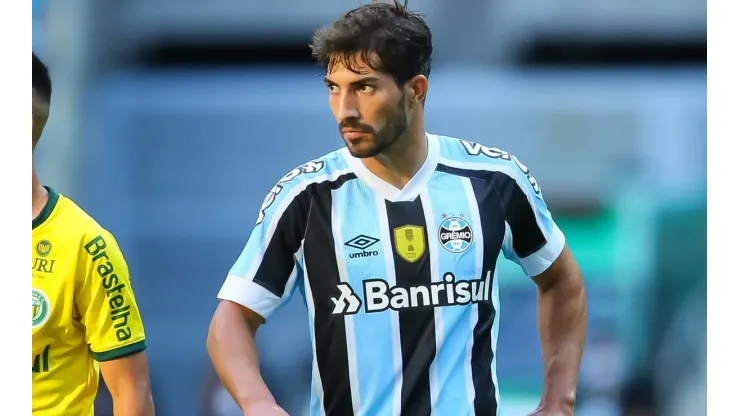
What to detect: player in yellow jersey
<box><xmin>32</xmin><ymin>52</ymin><xmax>156</xmax><ymax>416</ymax></box>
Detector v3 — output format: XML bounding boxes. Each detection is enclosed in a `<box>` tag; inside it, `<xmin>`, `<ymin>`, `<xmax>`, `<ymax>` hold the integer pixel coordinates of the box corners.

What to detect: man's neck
<box><xmin>32</xmin><ymin>167</ymin><xmax>49</xmax><ymax>221</ymax></box>
<box><xmin>363</xmin><ymin>122</ymin><xmax>428</xmax><ymax>190</ymax></box>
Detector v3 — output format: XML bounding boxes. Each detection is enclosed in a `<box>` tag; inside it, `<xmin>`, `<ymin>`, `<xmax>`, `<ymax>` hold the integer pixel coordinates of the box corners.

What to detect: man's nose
<box><xmin>337</xmin><ymin>92</ymin><xmax>360</xmax><ymax>121</ymax></box>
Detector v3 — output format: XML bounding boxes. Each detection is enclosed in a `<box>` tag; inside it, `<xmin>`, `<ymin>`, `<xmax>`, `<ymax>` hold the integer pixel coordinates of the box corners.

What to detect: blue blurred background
<box><xmin>32</xmin><ymin>1</ymin><xmax>706</xmax><ymax>415</ymax></box>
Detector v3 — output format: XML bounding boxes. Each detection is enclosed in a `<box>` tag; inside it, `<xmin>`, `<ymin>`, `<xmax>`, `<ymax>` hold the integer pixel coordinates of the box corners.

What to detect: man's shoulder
<box><xmin>269</xmin><ymin>147</ymin><xmax>352</xmax><ymax>192</ymax></box>
<box><xmin>434</xmin><ymin>134</ymin><xmax>518</xmax><ymax>169</ymax></box>
<box><xmin>254</xmin><ymin>148</ymin><xmax>352</xmax><ymax>225</ymax></box>
<box><xmin>53</xmin><ymin>194</ymin><xmax>114</xmax><ymax>245</ymax></box>
<box><xmin>433</xmin><ymin>134</ymin><xmax>542</xmax><ymax>195</ymax></box>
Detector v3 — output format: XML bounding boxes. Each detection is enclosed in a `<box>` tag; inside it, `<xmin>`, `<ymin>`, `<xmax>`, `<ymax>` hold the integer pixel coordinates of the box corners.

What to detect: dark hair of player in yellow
<box><xmin>32</xmin><ymin>52</ymin><xmax>52</xmax><ymax>150</ymax></box>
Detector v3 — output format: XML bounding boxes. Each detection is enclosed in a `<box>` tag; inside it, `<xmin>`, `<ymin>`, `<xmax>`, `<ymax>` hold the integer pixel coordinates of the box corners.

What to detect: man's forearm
<box><xmin>111</xmin><ymin>391</ymin><xmax>155</xmax><ymax>416</ymax></box>
<box><xmin>536</xmin><ymin>271</ymin><xmax>587</xmax><ymax>412</ymax></box>
<box><xmin>207</xmin><ymin>302</ymin><xmax>276</xmax><ymax>409</ymax></box>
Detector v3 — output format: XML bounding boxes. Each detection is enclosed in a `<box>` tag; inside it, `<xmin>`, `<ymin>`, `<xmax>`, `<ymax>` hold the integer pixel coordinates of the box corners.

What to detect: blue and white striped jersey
<box><xmin>217</xmin><ymin>133</ymin><xmax>566</xmax><ymax>416</ymax></box>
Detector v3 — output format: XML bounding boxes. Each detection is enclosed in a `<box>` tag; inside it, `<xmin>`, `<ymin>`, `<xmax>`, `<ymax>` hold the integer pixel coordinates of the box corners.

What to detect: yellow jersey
<box><xmin>32</xmin><ymin>187</ymin><xmax>147</xmax><ymax>416</ymax></box>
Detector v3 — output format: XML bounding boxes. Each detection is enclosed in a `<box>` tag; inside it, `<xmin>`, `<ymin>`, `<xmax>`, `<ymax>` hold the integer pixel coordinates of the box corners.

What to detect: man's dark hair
<box><xmin>310</xmin><ymin>0</ymin><xmax>433</xmax><ymax>85</ymax></box>
<box><xmin>33</xmin><ymin>52</ymin><xmax>52</xmax><ymax>104</ymax></box>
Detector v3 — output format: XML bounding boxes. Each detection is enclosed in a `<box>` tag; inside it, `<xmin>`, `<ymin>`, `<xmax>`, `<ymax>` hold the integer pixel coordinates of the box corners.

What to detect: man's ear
<box><xmin>406</xmin><ymin>74</ymin><xmax>428</xmax><ymax>106</ymax></box>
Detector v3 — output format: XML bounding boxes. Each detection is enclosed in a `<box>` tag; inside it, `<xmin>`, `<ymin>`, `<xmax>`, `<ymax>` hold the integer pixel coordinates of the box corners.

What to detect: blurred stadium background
<box><xmin>32</xmin><ymin>0</ymin><xmax>706</xmax><ymax>415</ymax></box>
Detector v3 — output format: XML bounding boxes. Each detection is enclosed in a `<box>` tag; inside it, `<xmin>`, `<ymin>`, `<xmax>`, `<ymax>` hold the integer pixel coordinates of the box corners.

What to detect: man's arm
<box><xmin>76</xmin><ymin>231</ymin><xmax>155</xmax><ymax>415</ymax></box>
<box><xmin>489</xmin><ymin>152</ymin><xmax>587</xmax><ymax>415</ymax></box>
<box><xmin>206</xmin><ymin>300</ymin><xmax>277</xmax><ymax>409</ymax></box>
<box><xmin>99</xmin><ymin>351</ymin><xmax>155</xmax><ymax>416</ymax></box>
<box><xmin>531</xmin><ymin>245</ymin><xmax>587</xmax><ymax>415</ymax></box>
<box><xmin>208</xmin><ymin>164</ymin><xmax>317</xmax><ymax>415</ymax></box>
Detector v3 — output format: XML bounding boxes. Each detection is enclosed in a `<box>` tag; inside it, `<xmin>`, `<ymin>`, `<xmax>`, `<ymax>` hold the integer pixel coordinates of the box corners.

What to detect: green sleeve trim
<box><xmin>32</xmin><ymin>186</ymin><xmax>59</xmax><ymax>230</ymax></box>
<box><xmin>93</xmin><ymin>339</ymin><xmax>147</xmax><ymax>362</ymax></box>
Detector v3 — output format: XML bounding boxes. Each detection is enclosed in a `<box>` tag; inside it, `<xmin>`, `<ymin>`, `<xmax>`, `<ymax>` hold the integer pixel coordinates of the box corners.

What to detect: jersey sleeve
<box><xmin>217</xmin><ymin>165</ymin><xmax>317</xmax><ymax>320</ymax></box>
<box><xmin>75</xmin><ymin>231</ymin><xmax>147</xmax><ymax>362</ymax></box>
<box><xmin>497</xmin><ymin>155</ymin><xmax>566</xmax><ymax>277</ymax></box>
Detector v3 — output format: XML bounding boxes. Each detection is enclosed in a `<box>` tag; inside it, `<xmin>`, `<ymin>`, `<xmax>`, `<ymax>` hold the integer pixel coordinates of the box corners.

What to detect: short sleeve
<box><xmin>217</xmin><ymin>165</ymin><xmax>318</xmax><ymax>320</ymax></box>
<box><xmin>497</xmin><ymin>155</ymin><xmax>566</xmax><ymax>277</ymax></box>
<box><xmin>75</xmin><ymin>231</ymin><xmax>147</xmax><ymax>361</ymax></box>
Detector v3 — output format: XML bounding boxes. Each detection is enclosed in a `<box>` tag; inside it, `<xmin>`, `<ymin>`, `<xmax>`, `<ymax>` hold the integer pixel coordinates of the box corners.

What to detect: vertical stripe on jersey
<box><xmin>437</xmin><ymin>164</ymin><xmax>515</xmax><ymax>416</ymax></box>
<box><xmin>461</xmin><ymin>177</ymin><xmax>487</xmax><ymax>416</ymax></box>
<box><xmin>421</xmin><ymin>174</ymin><xmax>479</xmax><ymax>416</ymax></box>
<box><xmin>337</xmin><ymin>181</ymin><xmax>398</xmax><ymax>416</ymax></box>
<box><xmin>490</xmin><ymin>269</ymin><xmax>502</xmax><ymax>413</ymax></box>
<box><xmin>418</xmin><ymin>189</ymin><xmax>443</xmax><ymax>416</ymax></box>
<box><xmin>469</xmin><ymin>176</ymin><xmax>505</xmax><ymax>416</ymax></box>
<box><xmin>304</xmin><ymin>178</ymin><xmax>355</xmax><ymax>416</ymax></box>
<box><xmin>375</xmin><ymin>194</ymin><xmax>405</xmax><ymax>416</ymax></box>
<box><xmin>331</xmin><ymin>186</ymin><xmax>362</xmax><ymax>415</ymax></box>
<box><xmin>385</xmin><ymin>198</ymin><xmax>436</xmax><ymax>416</ymax></box>
<box><xmin>303</xmin><ymin>263</ymin><xmax>326</xmax><ymax>416</ymax></box>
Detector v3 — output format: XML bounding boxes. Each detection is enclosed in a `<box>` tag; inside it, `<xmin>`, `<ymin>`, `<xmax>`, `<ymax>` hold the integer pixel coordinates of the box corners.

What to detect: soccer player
<box><xmin>32</xmin><ymin>52</ymin><xmax>155</xmax><ymax>416</ymax></box>
<box><xmin>207</xmin><ymin>2</ymin><xmax>587</xmax><ymax>415</ymax></box>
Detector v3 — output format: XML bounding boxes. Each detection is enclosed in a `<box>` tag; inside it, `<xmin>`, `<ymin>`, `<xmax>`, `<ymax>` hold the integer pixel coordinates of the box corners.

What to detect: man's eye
<box><xmin>358</xmin><ymin>85</ymin><xmax>374</xmax><ymax>93</ymax></box>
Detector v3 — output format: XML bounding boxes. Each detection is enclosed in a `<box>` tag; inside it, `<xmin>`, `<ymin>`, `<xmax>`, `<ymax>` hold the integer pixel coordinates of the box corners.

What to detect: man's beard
<box><xmin>340</xmin><ymin>96</ymin><xmax>408</xmax><ymax>159</ymax></box>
